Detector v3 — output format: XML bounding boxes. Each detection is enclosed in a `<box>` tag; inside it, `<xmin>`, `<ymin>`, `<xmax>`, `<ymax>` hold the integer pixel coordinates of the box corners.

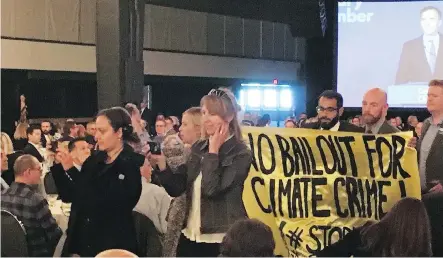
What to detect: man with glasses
<box><xmin>302</xmin><ymin>90</ymin><xmax>364</xmax><ymax>132</ymax></box>
<box><xmin>1</xmin><ymin>155</ymin><xmax>62</xmax><ymax>256</ymax></box>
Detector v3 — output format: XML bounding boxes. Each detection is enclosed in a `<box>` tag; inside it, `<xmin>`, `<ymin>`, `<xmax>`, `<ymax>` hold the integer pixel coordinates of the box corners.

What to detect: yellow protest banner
<box><xmin>242</xmin><ymin>127</ymin><xmax>420</xmax><ymax>257</ymax></box>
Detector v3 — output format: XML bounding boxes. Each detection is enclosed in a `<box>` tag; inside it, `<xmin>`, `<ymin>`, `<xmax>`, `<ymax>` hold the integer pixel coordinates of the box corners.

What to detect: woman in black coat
<box><xmin>58</xmin><ymin>107</ymin><xmax>147</xmax><ymax>256</ymax></box>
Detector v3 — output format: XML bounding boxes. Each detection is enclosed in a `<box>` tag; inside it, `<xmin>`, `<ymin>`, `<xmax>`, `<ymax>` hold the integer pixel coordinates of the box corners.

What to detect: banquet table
<box><xmin>47</xmin><ymin>195</ymin><xmax>70</xmax><ymax>257</ymax></box>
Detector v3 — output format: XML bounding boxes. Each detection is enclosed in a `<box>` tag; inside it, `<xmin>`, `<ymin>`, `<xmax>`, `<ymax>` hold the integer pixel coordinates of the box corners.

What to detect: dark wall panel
<box><xmin>273</xmin><ymin>23</ymin><xmax>285</xmax><ymax>60</ymax></box>
<box><xmin>243</xmin><ymin>19</ymin><xmax>261</xmax><ymax>58</ymax></box>
<box><xmin>261</xmin><ymin>21</ymin><xmax>273</xmax><ymax>59</ymax></box>
<box><xmin>206</xmin><ymin>13</ymin><xmax>225</xmax><ymax>55</ymax></box>
<box><xmin>285</xmin><ymin>26</ymin><xmax>295</xmax><ymax>60</ymax></box>
<box><xmin>225</xmin><ymin>17</ymin><xmax>243</xmax><ymax>56</ymax></box>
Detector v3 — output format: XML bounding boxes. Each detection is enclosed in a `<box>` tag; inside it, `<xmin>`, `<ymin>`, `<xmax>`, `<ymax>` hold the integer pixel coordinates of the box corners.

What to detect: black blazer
<box><xmin>302</xmin><ymin>121</ymin><xmax>364</xmax><ymax>133</ymax></box>
<box><xmin>417</xmin><ymin>117</ymin><xmax>443</xmax><ymax>190</ymax></box>
<box><xmin>40</xmin><ymin>134</ymin><xmax>48</xmax><ymax>148</ymax></box>
<box><xmin>23</xmin><ymin>143</ymin><xmax>44</xmax><ymax>162</ymax></box>
<box><xmin>395</xmin><ymin>34</ymin><xmax>443</xmax><ymax>85</ymax></box>
<box><xmin>50</xmin><ymin>163</ymin><xmax>79</xmax><ymax>203</ymax></box>
<box><xmin>13</xmin><ymin>138</ymin><xmax>28</xmax><ymax>151</ymax></box>
<box><xmin>63</xmin><ymin>145</ymin><xmax>143</xmax><ymax>256</ymax></box>
<box><xmin>423</xmin><ymin>192</ymin><xmax>443</xmax><ymax>257</ymax></box>
<box><xmin>375</xmin><ymin>120</ymin><xmax>401</xmax><ymax>134</ymax></box>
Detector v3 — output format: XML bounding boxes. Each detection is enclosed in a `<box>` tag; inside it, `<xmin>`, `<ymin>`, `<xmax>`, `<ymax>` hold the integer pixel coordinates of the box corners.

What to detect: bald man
<box><xmin>361</xmin><ymin>88</ymin><xmax>400</xmax><ymax>134</ymax></box>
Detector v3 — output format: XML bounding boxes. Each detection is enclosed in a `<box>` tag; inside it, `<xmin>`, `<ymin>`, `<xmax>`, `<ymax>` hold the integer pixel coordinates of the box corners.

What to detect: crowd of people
<box><xmin>0</xmin><ymin>80</ymin><xmax>442</xmax><ymax>257</ymax></box>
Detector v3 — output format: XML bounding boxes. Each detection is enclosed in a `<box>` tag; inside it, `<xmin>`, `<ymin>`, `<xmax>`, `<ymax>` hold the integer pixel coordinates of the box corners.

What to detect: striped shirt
<box><xmin>1</xmin><ymin>182</ymin><xmax>62</xmax><ymax>256</ymax></box>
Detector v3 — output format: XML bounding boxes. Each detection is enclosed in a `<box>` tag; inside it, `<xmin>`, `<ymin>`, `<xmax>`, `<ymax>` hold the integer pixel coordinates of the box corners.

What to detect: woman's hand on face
<box><xmin>209</xmin><ymin>123</ymin><xmax>229</xmax><ymax>154</ymax></box>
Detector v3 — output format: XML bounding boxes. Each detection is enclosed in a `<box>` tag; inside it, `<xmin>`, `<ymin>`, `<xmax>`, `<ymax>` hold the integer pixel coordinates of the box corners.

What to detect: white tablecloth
<box><xmin>48</xmin><ymin>196</ymin><xmax>70</xmax><ymax>257</ymax></box>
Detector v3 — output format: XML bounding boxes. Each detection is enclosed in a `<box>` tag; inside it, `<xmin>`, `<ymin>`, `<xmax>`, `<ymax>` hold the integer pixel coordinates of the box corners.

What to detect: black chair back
<box><xmin>1</xmin><ymin>210</ymin><xmax>29</xmax><ymax>257</ymax></box>
<box><xmin>423</xmin><ymin>192</ymin><xmax>443</xmax><ymax>257</ymax></box>
<box><xmin>44</xmin><ymin>172</ymin><xmax>58</xmax><ymax>195</ymax></box>
<box><xmin>132</xmin><ymin>211</ymin><xmax>162</xmax><ymax>257</ymax></box>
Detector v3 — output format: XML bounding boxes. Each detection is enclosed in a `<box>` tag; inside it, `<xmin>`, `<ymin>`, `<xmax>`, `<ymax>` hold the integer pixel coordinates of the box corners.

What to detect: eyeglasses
<box><xmin>316</xmin><ymin>106</ymin><xmax>338</xmax><ymax>113</ymax></box>
<box><xmin>208</xmin><ymin>89</ymin><xmax>227</xmax><ymax>98</ymax></box>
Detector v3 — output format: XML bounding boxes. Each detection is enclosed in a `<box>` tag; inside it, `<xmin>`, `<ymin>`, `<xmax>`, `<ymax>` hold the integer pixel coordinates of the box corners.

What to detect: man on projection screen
<box><xmin>395</xmin><ymin>6</ymin><xmax>443</xmax><ymax>85</ymax></box>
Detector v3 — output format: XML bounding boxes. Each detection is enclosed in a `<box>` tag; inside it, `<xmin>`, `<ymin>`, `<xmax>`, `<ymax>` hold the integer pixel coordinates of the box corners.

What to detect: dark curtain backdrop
<box><xmin>147</xmin><ymin>76</ymin><xmax>238</xmax><ymax>118</ymax></box>
<box><xmin>1</xmin><ymin>70</ymin><xmax>98</xmax><ymax>134</ymax></box>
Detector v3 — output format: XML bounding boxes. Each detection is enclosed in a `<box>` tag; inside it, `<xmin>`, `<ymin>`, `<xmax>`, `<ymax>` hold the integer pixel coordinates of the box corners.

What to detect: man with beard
<box><xmin>361</xmin><ymin>88</ymin><xmax>400</xmax><ymax>134</ymax></box>
<box><xmin>41</xmin><ymin>120</ymin><xmax>53</xmax><ymax>148</ymax></box>
<box><xmin>302</xmin><ymin>90</ymin><xmax>364</xmax><ymax>132</ymax></box>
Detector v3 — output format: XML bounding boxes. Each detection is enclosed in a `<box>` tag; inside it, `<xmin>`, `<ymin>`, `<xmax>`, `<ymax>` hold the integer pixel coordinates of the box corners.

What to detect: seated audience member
<box><xmin>60</xmin><ymin>121</ymin><xmax>78</xmax><ymax>142</ymax></box>
<box><xmin>23</xmin><ymin>125</ymin><xmax>44</xmax><ymax>163</ymax></box>
<box><xmin>95</xmin><ymin>249</ymin><xmax>138</xmax><ymax>257</ymax></box>
<box><xmin>257</xmin><ymin>114</ymin><xmax>271</xmax><ymax>127</ymax></box>
<box><xmin>284</xmin><ymin>118</ymin><xmax>297</xmax><ymax>128</ymax></box>
<box><xmin>170</xmin><ymin>116</ymin><xmax>181</xmax><ymax>132</ymax></box>
<box><xmin>86</xmin><ymin>121</ymin><xmax>97</xmax><ymax>137</ymax></box>
<box><xmin>77</xmin><ymin>124</ymin><xmax>86</xmax><ymax>138</ymax></box>
<box><xmin>241</xmin><ymin>111</ymin><xmax>255</xmax><ymax>126</ymax></box>
<box><xmin>13</xmin><ymin>122</ymin><xmax>28</xmax><ymax>151</ymax></box>
<box><xmin>415</xmin><ymin>122</ymin><xmax>424</xmax><ymax>138</ymax></box>
<box><xmin>1</xmin><ymin>149</ymin><xmax>9</xmax><ymax>192</ymax></box>
<box><xmin>1</xmin><ymin>132</ymin><xmax>24</xmax><ymax>185</ymax></box>
<box><xmin>389</xmin><ymin>117</ymin><xmax>398</xmax><ymax>128</ymax></box>
<box><xmin>153</xmin><ymin>119</ymin><xmax>167</xmax><ymax>143</ymax></box>
<box><xmin>407</xmin><ymin>115</ymin><xmax>419</xmax><ymax>130</ymax></box>
<box><xmin>134</xmin><ymin>141</ymin><xmax>171</xmax><ymax>234</ymax></box>
<box><xmin>316</xmin><ymin>197</ymin><xmax>432</xmax><ymax>257</ymax></box>
<box><xmin>396</xmin><ymin>116</ymin><xmax>405</xmax><ymax>131</ymax></box>
<box><xmin>1</xmin><ymin>155</ymin><xmax>63</xmax><ymax>256</ymax></box>
<box><xmin>297</xmin><ymin>112</ymin><xmax>308</xmax><ymax>127</ymax></box>
<box><xmin>165</xmin><ymin>117</ymin><xmax>174</xmax><ymax>133</ymax></box>
<box><xmin>220</xmin><ymin>219</ymin><xmax>275</xmax><ymax>257</ymax></box>
<box><xmin>351</xmin><ymin>116</ymin><xmax>361</xmax><ymax>127</ymax></box>
<box><xmin>51</xmin><ymin>138</ymin><xmax>91</xmax><ymax>203</ymax></box>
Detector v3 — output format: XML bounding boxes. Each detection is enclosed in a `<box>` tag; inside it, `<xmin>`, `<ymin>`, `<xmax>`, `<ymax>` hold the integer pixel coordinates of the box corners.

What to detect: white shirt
<box><xmin>182</xmin><ymin>173</ymin><xmax>225</xmax><ymax>243</ymax></box>
<box><xmin>73</xmin><ymin>163</ymin><xmax>82</xmax><ymax>172</ymax></box>
<box><xmin>423</xmin><ymin>34</ymin><xmax>440</xmax><ymax>64</ymax></box>
<box><xmin>134</xmin><ymin>177</ymin><xmax>172</xmax><ymax>234</ymax></box>
<box><xmin>0</xmin><ymin>177</ymin><xmax>9</xmax><ymax>192</ymax></box>
<box><xmin>320</xmin><ymin>121</ymin><xmax>341</xmax><ymax>132</ymax></box>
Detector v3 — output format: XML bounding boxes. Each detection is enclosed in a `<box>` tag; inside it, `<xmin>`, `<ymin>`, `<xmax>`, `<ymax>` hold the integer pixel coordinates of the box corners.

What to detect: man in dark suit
<box><xmin>301</xmin><ymin>90</ymin><xmax>364</xmax><ymax>133</ymax></box>
<box><xmin>418</xmin><ymin>80</ymin><xmax>443</xmax><ymax>195</ymax></box>
<box><xmin>23</xmin><ymin>125</ymin><xmax>44</xmax><ymax>163</ymax></box>
<box><xmin>361</xmin><ymin>88</ymin><xmax>400</xmax><ymax>134</ymax></box>
<box><xmin>40</xmin><ymin>120</ymin><xmax>52</xmax><ymax>148</ymax></box>
<box><xmin>140</xmin><ymin>101</ymin><xmax>153</xmax><ymax>130</ymax></box>
<box><xmin>395</xmin><ymin>6</ymin><xmax>443</xmax><ymax>85</ymax></box>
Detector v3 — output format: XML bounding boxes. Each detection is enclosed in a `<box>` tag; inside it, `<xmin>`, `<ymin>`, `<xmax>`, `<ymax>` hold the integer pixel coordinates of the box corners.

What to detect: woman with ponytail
<box><xmin>58</xmin><ymin>107</ymin><xmax>147</xmax><ymax>256</ymax></box>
